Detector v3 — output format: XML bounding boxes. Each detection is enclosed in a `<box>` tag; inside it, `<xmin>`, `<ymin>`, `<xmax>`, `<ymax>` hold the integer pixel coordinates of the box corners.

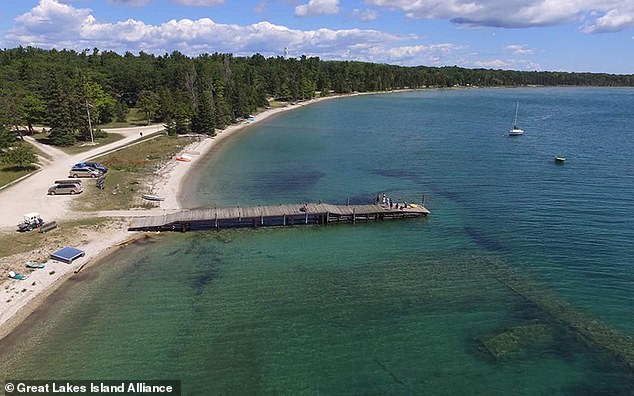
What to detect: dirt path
<box><xmin>0</xmin><ymin>125</ymin><xmax>163</xmax><ymax>231</ymax></box>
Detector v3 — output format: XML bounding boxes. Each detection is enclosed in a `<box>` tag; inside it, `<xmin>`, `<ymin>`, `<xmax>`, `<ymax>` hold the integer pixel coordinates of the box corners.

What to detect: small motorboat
<box><xmin>142</xmin><ymin>194</ymin><xmax>166</xmax><ymax>202</ymax></box>
<box><xmin>26</xmin><ymin>261</ymin><xmax>46</xmax><ymax>269</ymax></box>
<box><xmin>554</xmin><ymin>156</ymin><xmax>566</xmax><ymax>163</ymax></box>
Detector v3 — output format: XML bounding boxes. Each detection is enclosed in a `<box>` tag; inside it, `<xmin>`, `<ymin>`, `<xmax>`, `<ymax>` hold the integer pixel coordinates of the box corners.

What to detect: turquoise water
<box><xmin>1</xmin><ymin>88</ymin><xmax>633</xmax><ymax>394</ymax></box>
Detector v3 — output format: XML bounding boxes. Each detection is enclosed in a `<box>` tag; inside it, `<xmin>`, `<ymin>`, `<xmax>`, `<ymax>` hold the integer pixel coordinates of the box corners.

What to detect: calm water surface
<box><xmin>1</xmin><ymin>88</ymin><xmax>633</xmax><ymax>394</ymax></box>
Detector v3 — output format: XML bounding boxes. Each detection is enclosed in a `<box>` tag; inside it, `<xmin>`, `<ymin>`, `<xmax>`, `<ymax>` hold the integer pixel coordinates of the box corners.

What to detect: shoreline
<box><xmin>0</xmin><ymin>92</ymin><xmax>359</xmax><ymax>341</ymax></box>
<box><xmin>153</xmin><ymin>93</ymin><xmax>353</xmax><ymax>210</ymax></box>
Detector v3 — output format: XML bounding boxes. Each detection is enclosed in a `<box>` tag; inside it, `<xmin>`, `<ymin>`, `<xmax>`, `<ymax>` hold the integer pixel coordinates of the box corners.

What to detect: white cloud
<box><xmin>6</xmin><ymin>0</ymin><xmax>428</xmax><ymax>64</ymax></box>
<box><xmin>506</xmin><ymin>44</ymin><xmax>534</xmax><ymax>55</ymax></box>
<box><xmin>295</xmin><ymin>0</ymin><xmax>340</xmax><ymax>17</ymax></box>
<box><xmin>14</xmin><ymin>0</ymin><xmax>91</xmax><ymax>36</ymax></box>
<box><xmin>353</xmin><ymin>8</ymin><xmax>379</xmax><ymax>22</ymax></box>
<box><xmin>582</xmin><ymin>7</ymin><xmax>634</xmax><ymax>33</ymax></box>
<box><xmin>364</xmin><ymin>43</ymin><xmax>460</xmax><ymax>64</ymax></box>
<box><xmin>471</xmin><ymin>59</ymin><xmax>512</xmax><ymax>69</ymax></box>
<box><xmin>13</xmin><ymin>0</ymin><xmax>558</xmax><ymax>69</ymax></box>
<box><xmin>364</xmin><ymin>0</ymin><xmax>634</xmax><ymax>32</ymax></box>
<box><xmin>469</xmin><ymin>58</ymin><xmax>541</xmax><ymax>70</ymax></box>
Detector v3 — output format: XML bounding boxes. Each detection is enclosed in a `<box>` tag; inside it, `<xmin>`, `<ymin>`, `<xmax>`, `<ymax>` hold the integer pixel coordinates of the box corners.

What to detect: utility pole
<box><xmin>79</xmin><ymin>67</ymin><xmax>95</xmax><ymax>145</ymax></box>
<box><xmin>85</xmin><ymin>98</ymin><xmax>94</xmax><ymax>144</ymax></box>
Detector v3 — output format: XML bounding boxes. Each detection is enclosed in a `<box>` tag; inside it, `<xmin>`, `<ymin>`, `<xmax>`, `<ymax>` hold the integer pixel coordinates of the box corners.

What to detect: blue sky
<box><xmin>1</xmin><ymin>0</ymin><xmax>633</xmax><ymax>74</ymax></box>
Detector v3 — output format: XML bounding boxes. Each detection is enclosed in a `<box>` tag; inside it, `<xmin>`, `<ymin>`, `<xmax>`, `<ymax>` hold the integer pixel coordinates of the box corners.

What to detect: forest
<box><xmin>1</xmin><ymin>46</ymin><xmax>634</xmax><ymax>150</ymax></box>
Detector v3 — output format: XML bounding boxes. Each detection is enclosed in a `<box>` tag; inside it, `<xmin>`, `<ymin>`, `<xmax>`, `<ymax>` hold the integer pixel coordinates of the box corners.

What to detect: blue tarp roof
<box><xmin>50</xmin><ymin>246</ymin><xmax>85</xmax><ymax>264</ymax></box>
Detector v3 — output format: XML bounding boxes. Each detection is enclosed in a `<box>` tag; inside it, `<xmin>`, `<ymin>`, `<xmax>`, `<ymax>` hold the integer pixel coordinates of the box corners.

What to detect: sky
<box><xmin>1</xmin><ymin>0</ymin><xmax>633</xmax><ymax>74</ymax></box>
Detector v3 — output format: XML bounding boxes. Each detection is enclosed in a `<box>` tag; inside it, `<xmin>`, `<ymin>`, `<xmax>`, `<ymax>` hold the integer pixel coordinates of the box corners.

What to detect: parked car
<box><xmin>48</xmin><ymin>182</ymin><xmax>84</xmax><ymax>195</ymax></box>
<box><xmin>69</xmin><ymin>166</ymin><xmax>102</xmax><ymax>178</ymax></box>
<box><xmin>73</xmin><ymin>161</ymin><xmax>107</xmax><ymax>173</ymax></box>
<box><xmin>54</xmin><ymin>179</ymin><xmax>82</xmax><ymax>186</ymax></box>
<box><xmin>17</xmin><ymin>212</ymin><xmax>45</xmax><ymax>232</ymax></box>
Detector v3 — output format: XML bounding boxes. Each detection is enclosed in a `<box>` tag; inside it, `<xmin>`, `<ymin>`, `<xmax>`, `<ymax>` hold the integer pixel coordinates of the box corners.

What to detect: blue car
<box><xmin>73</xmin><ymin>161</ymin><xmax>107</xmax><ymax>173</ymax></box>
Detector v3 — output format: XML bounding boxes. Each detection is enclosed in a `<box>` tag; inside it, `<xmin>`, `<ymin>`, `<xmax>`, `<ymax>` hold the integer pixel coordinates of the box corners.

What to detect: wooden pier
<box><xmin>128</xmin><ymin>203</ymin><xmax>430</xmax><ymax>232</ymax></box>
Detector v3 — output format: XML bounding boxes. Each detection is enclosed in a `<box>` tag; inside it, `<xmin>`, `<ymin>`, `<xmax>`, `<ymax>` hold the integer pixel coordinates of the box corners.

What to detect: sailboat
<box><xmin>509</xmin><ymin>101</ymin><xmax>524</xmax><ymax>136</ymax></box>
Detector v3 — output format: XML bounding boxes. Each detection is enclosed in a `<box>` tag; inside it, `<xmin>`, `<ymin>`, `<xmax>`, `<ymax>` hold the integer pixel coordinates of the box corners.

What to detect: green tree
<box><xmin>0</xmin><ymin>85</ymin><xmax>24</xmax><ymax>135</ymax></box>
<box><xmin>1</xmin><ymin>142</ymin><xmax>37</xmax><ymax>169</ymax></box>
<box><xmin>115</xmin><ymin>101</ymin><xmax>128</xmax><ymax>122</ymax></box>
<box><xmin>191</xmin><ymin>83</ymin><xmax>215</xmax><ymax>135</ymax></box>
<box><xmin>43</xmin><ymin>70</ymin><xmax>85</xmax><ymax>144</ymax></box>
<box><xmin>48</xmin><ymin>126</ymin><xmax>76</xmax><ymax>146</ymax></box>
<box><xmin>22</xmin><ymin>93</ymin><xmax>45</xmax><ymax>133</ymax></box>
<box><xmin>137</xmin><ymin>89</ymin><xmax>160</xmax><ymax>124</ymax></box>
<box><xmin>163</xmin><ymin>104</ymin><xmax>191</xmax><ymax>136</ymax></box>
<box><xmin>0</xmin><ymin>124</ymin><xmax>16</xmax><ymax>150</ymax></box>
<box><xmin>85</xmin><ymin>80</ymin><xmax>117</xmax><ymax>125</ymax></box>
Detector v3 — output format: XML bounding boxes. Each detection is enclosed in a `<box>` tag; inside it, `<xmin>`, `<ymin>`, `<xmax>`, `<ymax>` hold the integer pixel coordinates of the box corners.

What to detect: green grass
<box><xmin>0</xmin><ymin>139</ymin><xmax>52</xmax><ymax>189</ymax></box>
<box><xmin>0</xmin><ymin>166</ymin><xmax>37</xmax><ymax>189</ymax></box>
<box><xmin>76</xmin><ymin>135</ymin><xmax>197</xmax><ymax>211</ymax></box>
<box><xmin>29</xmin><ymin>107</ymin><xmax>153</xmax><ymax>153</ymax></box>
<box><xmin>99</xmin><ymin>108</ymin><xmax>151</xmax><ymax>128</ymax></box>
<box><xmin>33</xmin><ymin>133</ymin><xmax>126</xmax><ymax>155</ymax></box>
<box><xmin>25</xmin><ymin>140</ymin><xmax>53</xmax><ymax>161</ymax></box>
<box><xmin>267</xmin><ymin>100</ymin><xmax>290</xmax><ymax>109</ymax></box>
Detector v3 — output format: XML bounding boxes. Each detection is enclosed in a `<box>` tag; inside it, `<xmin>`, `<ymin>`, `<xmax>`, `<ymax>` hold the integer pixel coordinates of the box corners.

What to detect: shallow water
<box><xmin>1</xmin><ymin>88</ymin><xmax>633</xmax><ymax>394</ymax></box>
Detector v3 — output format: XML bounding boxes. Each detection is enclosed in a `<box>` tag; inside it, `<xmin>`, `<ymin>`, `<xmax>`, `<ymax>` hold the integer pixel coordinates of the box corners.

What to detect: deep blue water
<box><xmin>1</xmin><ymin>87</ymin><xmax>633</xmax><ymax>394</ymax></box>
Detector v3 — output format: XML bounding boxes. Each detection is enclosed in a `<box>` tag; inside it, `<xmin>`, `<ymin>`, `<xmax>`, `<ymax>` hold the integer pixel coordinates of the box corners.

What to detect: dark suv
<box><xmin>73</xmin><ymin>161</ymin><xmax>108</xmax><ymax>173</ymax></box>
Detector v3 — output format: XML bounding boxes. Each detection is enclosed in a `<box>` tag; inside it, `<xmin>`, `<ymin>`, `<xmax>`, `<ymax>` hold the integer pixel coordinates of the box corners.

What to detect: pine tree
<box><xmin>0</xmin><ymin>124</ymin><xmax>16</xmax><ymax>151</ymax></box>
<box><xmin>191</xmin><ymin>82</ymin><xmax>215</xmax><ymax>135</ymax></box>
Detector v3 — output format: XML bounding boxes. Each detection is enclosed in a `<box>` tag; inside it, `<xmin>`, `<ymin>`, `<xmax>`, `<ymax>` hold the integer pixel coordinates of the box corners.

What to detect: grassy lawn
<box><xmin>75</xmin><ymin>135</ymin><xmax>197</xmax><ymax>211</ymax></box>
<box><xmin>266</xmin><ymin>100</ymin><xmax>290</xmax><ymax>109</ymax></box>
<box><xmin>27</xmin><ymin>141</ymin><xmax>53</xmax><ymax>161</ymax></box>
<box><xmin>29</xmin><ymin>107</ymin><xmax>152</xmax><ymax>154</ymax></box>
<box><xmin>99</xmin><ymin>108</ymin><xmax>151</xmax><ymax>128</ymax></box>
<box><xmin>0</xmin><ymin>166</ymin><xmax>37</xmax><ymax>189</ymax></box>
<box><xmin>0</xmin><ymin>218</ymin><xmax>110</xmax><ymax>260</ymax></box>
<box><xmin>0</xmin><ymin>140</ymin><xmax>53</xmax><ymax>189</ymax></box>
<box><xmin>33</xmin><ymin>133</ymin><xmax>126</xmax><ymax>156</ymax></box>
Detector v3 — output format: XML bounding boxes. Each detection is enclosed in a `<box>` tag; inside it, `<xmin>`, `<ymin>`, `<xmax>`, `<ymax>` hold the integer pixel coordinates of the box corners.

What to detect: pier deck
<box><xmin>128</xmin><ymin>203</ymin><xmax>430</xmax><ymax>232</ymax></box>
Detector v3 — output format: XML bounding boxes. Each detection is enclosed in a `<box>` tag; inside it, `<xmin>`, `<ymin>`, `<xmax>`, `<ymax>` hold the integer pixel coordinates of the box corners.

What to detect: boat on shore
<box><xmin>175</xmin><ymin>154</ymin><xmax>192</xmax><ymax>162</ymax></box>
<box><xmin>8</xmin><ymin>271</ymin><xmax>27</xmax><ymax>280</ymax></box>
<box><xmin>142</xmin><ymin>194</ymin><xmax>166</xmax><ymax>202</ymax></box>
<box><xmin>26</xmin><ymin>261</ymin><xmax>46</xmax><ymax>269</ymax></box>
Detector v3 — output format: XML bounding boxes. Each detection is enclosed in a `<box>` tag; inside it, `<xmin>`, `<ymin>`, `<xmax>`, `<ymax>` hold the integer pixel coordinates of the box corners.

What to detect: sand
<box><xmin>0</xmin><ymin>95</ymin><xmax>351</xmax><ymax>340</ymax></box>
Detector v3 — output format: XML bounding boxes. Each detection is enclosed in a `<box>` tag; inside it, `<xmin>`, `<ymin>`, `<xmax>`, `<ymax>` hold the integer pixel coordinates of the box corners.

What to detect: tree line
<box><xmin>1</xmin><ymin>46</ymin><xmax>634</xmax><ymax>151</ymax></box>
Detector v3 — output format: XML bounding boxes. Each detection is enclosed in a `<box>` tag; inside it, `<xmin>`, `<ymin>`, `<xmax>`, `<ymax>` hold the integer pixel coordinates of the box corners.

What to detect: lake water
<box><xmin>1</xmin><ymin>88</ymin><xmax>633</xmax><ymax>394</ymax></box>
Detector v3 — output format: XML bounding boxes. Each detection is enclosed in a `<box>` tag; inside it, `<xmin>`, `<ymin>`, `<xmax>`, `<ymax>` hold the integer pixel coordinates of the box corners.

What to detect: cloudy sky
<box><xmin>1</xmin><ymin>0</ymin><xmax>633</xmax><ymax>73</ymax></box>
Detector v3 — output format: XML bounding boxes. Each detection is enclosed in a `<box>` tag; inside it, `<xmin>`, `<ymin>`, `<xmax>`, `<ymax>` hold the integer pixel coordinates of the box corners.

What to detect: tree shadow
<box><xmin>1</xmin><ymin>165</ymin><xmax>38</xmax><ymax>172</ymax></box>
<box><xmin>34</xmin><ymin>136</ymin><xmax>55</xmax><ymax>146</ymax></box>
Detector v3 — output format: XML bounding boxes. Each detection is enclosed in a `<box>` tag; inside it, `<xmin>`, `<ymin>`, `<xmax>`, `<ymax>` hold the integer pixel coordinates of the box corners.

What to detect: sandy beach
<box><xmin>0</xmin><ymin>95</ymin><xmax>349</xmax><ymax>340</ymax></box>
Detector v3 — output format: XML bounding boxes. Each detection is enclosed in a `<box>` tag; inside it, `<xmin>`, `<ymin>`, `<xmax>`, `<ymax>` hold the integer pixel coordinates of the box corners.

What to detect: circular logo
<box><xmin>4</xmin><ymin>382</ymin><xmax>15</xmax><ymax>393</ymax></box>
